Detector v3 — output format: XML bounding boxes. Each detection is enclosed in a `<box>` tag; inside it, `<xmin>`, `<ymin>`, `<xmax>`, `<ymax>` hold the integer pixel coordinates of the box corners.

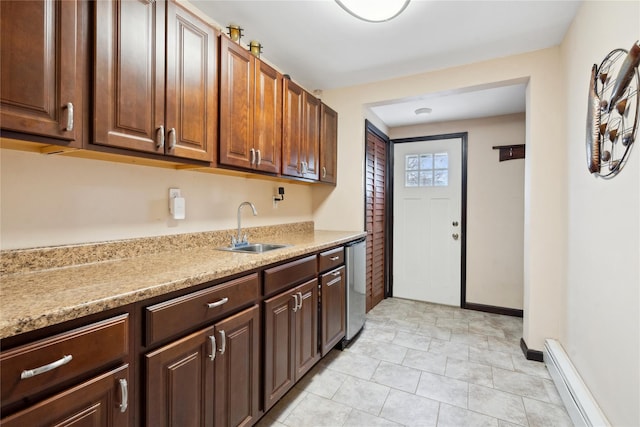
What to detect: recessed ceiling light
<box><xmin>414</xmin><ymin>107</ymin><xmax>432</xmax><ymax>115</ymax></box>
<box><xmin>335</xmin><ymin>0</ymin><xmax>410</xmax><ymax>23</ymax></box>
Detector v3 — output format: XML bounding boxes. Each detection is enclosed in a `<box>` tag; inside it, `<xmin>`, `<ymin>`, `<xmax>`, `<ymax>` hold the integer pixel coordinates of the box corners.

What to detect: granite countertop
<box><xmin>0</xmin><ymin>224</ymin><xmax>365</xmax><ymax>339</ymax></box>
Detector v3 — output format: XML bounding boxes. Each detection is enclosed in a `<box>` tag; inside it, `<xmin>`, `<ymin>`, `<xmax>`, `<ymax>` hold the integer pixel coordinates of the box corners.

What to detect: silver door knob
<box><xmin>452</xmin><ymin>233</ymin><xmax>459</xmax><ymax>240</ymax></box>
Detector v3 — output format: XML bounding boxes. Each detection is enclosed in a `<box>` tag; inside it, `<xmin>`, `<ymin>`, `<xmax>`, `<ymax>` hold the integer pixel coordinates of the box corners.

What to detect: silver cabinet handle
<box><xmin>156</xmin><ymin>125</ymin><xmax>165</xmax><ymax>150</ymax></box>
<box><xmin>209</xmin><ymin>335</ymin><xmax>216</xmax><ymax>361</ymax></box>
<box><xmin>206</xmin><ymin>297</ymin><xmax>229</xmax><ymax>309</ymax></box>
<box><xmin>329</xmin><ymin>256</ymin><xmax>340</xmax><ymax>261</ymax></box>
<box><xmin>297</xmin><ymin>292</ymin><xmax>303</xmax><ymax>311</ymax></box>
<box><xmin>218</xmin><ymin>330</ymin><xmax>226</xmax><ymax>355</ymax></box>
<box><xmin>64</xmin><ymin>102</ymin><xmax>74</xmax><ymax>131</ymax></box>
<box><xmin>168</xmin><ymin>128</ymin><xmax>176</xmax><ymax>150</ymax></box>
<box><xmin>332</xmin><ymin>271</ymin><xmax>341</xmax><ymax>277</ymax></box>
<box><xmin>301</xmin><ymin>161</ymin><xmax>308</xmax><ymax>174</ymax></box>
<box><xmin>21</xmin><ymin>355</ymin><xmax>73</xmax><ymax>379</ymax></box>
<box><xmin>119</xmin><ymin>378</ymin><xmax>128</xmax><ymax>413</ymax></box>
<box><xmin>250</xmin><ymin>148</ymin><xmax>255</xmax><ymax>165</ymax></box>
<box><xmin>322</xmin><ymin>166</ymin><xmax>326</xmax><ymax>178</ymax></box>
<box><xmin>256</xmin><ymin>149</ymin><xmax>261</xmax><ymax>166</ymax></box>
<box><xmin>292</xmin><ymin>293</ymin><xmax>299</xmax><ymax>312</ymax></box>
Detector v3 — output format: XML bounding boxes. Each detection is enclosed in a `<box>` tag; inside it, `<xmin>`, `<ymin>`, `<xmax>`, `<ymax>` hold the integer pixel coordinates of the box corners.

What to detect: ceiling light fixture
<box><xmin>335</xmin><ymin>0</ymin><xmax>410</xmax><ymax>23</ymax></box>
<box><xmin>415</xmin><ymin>107</ymin><xmax>432</xmax><ymax>115</ymax></box>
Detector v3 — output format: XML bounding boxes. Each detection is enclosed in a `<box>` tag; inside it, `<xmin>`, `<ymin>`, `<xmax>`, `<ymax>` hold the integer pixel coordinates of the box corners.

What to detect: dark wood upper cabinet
<box><xmin>219</xmin><ymin>36</ymin><xmax>281</xmax><ymax>173</ymax></box>
<box><xmin>282</xmin><ymin>79</ymin><xmax>320</xmax><ymax>180</ymax></box>
<box><xmin>0</xmin><ymin>0</ymin><xmax>86</xmax><ymax>147</ymax></box>
<box><xmin>320</xmin><ymin>103</ymin><xmax>338</xmax><ymax>184</ymax></box>
<box><xmin>253</xmin><ymin>59</ymin><xmax>282</xmax><ymax>174</ymax></box>
<box><xmin>165</xmin><ymin>1</ymin><xmax>217</xmax><ymax>162</ymax></box>
<box><xmin>94</xmin><ymin>0</ymin><xmax>216</xmax><ymax>162</ymax></box>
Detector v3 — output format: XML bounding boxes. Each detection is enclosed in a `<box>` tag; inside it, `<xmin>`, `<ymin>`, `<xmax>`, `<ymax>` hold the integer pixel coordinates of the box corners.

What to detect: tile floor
<box><xmin>257</xmin><ymin>297</ymin><xmax>573</xmax><ymax>427</ymax></box>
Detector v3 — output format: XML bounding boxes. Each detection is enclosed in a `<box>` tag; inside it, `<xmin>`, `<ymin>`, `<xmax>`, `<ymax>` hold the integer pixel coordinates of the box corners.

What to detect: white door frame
<box><xmin>389</xmin><ymin>132</ymin><xmax>468</xmax><ymax>307</ymax></box>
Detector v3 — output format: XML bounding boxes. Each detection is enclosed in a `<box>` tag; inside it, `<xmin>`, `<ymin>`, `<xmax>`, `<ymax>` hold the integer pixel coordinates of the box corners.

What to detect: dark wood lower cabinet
<box><xmin>213</xmin><ymin>305</ymin><xmax>260</xmax><ymax>427</ymax></box>
<box><xmin>321</xmin><ymin>266</ymin><xmax>346</xmax><ymax>356</ymax></box>
<box><xmin>145</xmin><ymin>326</ymin><xmax>214</xmax><ymax>427</ymax></box>
<box><xmin>145</xmin><ymin>304</ymin><xmax>259</xmax><ymax>427</ymax></box>
<box><xmin>263</xmin><ymin>278</ymin><xmax>319</xmax><ymax>411</ymax></box>
<box><xmin>1</xmin><ymin>364</ymin><xmax>130</xmax><ymax>427</ymax></box>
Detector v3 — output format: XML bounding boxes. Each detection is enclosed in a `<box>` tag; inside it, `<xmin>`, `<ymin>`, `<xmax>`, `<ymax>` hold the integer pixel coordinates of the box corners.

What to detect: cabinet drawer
<box><xmin>0</xmin><ymin>314</ymin><xmax>129</xmax><ymax>407</ymax></box>
<box><xmin>318</xmin><ymin>247</ymin><xmax>344</xmax><ymax>273</ymax></box>
<box><xmin>263</xmin><ymin>255</ymin><xmax>316</xmax><ymax>297</ymax></box>
<box><xmin>145</xmin><ymin>273</ymin><xmax>259</xmax><ymax>346</ymax></box>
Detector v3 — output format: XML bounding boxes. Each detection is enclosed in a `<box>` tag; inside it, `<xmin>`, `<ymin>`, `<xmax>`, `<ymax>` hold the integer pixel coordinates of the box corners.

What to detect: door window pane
<box><xmin>404</xmin><ymin>151</ymin><xmax>448</xmax><ymax>187</ymax></box>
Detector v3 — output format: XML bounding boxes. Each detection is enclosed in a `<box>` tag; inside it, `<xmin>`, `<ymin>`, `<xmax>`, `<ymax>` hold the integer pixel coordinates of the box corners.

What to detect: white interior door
<box><xmin>393</xmin><ymin>137</ymin><xmax>462</xmax><ymax>306</ymax></box>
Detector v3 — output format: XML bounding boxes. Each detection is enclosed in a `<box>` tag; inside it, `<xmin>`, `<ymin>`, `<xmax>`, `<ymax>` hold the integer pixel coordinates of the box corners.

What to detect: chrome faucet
<box><xmin>233</xmin><ymin>201</ymin><xmax>258</xmax><ymax>247</ymax></box>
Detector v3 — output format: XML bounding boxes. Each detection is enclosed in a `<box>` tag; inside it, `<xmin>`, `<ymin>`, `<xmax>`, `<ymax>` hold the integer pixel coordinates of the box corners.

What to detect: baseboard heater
<box><xmin>543</xmin><ymin>339</ymin><xmax>610</xmax><ymax>426</ymax></box>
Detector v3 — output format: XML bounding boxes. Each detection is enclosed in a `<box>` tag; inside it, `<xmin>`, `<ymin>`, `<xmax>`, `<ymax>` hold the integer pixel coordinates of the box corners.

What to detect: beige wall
<box><xmin>561</xmin><ymin>1</ymin><xmax>639</xmax><ymax>425</ymax></box>
<box><xmin>0</xmin><ymin>149</ymin><xmax>313</xmax><ymax>249</ymax></box>
<box><xmin>316</xmin><ymin>48</ymin><xmax>567</xmax><ymax>352</ymax></box>
<box><xmin>390</xmin><ymin>114</ymin><xmax>525</xmax><ymax>310</ymax></box>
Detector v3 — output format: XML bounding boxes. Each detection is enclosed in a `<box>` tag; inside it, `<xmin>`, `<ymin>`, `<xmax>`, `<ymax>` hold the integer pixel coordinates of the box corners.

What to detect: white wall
<box><xmin>391</xmin><ymin>114</ymin><xmax>525</xmax><ymax>310</ymax></box>
<box><xmin>315</xmin><ymin>48</ymin><xmax>567</xmax><ymax>352</ymax></box>
<box><xmin>561</xmin><ymin>1</ymin><xmax>639</xmax><ymax>425</ymax></box>
<box><xmin>0</xmin><ymin>149</ymin><xmax>313</xmax><ymax>249</ymax></box>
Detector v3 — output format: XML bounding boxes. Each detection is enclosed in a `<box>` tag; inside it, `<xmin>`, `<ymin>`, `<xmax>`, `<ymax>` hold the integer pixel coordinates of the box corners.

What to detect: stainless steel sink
<box><xmin>218</xmin><ymin>243</ymin><xmax>290</xmax><ymax>254</ymax></box>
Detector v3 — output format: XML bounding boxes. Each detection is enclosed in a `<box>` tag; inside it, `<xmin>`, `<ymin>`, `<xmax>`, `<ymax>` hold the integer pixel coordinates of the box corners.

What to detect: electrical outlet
<box><xmin>169</xmin><ymin>188</ymin><xmax>181</xmax><ymax>199</ymax></box>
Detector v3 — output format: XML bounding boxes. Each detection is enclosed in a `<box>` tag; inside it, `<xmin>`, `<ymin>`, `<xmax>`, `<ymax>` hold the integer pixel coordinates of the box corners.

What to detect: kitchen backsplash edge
<box><xmin>0</xmin><ymin>221</ymin><xmax>315</xmax><ymax>275</ymax></box>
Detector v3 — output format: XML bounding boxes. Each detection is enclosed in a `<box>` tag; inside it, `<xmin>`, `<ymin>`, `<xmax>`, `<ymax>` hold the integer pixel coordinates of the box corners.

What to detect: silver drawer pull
<box><xmin>156</xmin><ymin>125</ymin><xmax>165</xmax><ymax>150</ymax></box>
<box><xmin>332</xmin><ymin>271</ymin><xmax>341</xmax><ymax>277</ymax></box>
<box><xmin>209</xmin><ymin>335</ymin><xmax>216</xmax><ymax>361</ymax></box>
<box><xmin>20</xmin><ymin>354</ymin><xmax>73</xmax><ymax>379</ymax></box>
<box><xmin>206</xmin><ymin>297</ymin><xmax>229</xmax><ymax>309</ymax></box>
<box><xmin>218</xmin><ymin>330</ymin><xmax>226</xmax><ymax>355</ymax></box>
<box><xmin>322</xmin><ymin>166</ymin><xmax>326</xmax><ymax>178</ymax></box>
<box><xmin>250</xmin><ymin>148</ymin><xmax>255</xmax><ymax>165</ymax></box>
<box><xmin>256</xmin><ymin>149</ymin><xmax>261</xmax><ymax>166</ymax></box>
<box><xmin>329</xmin><ymin>256</ymin><xmax>340</xmax><ymax>261</ymax></box>
<box><xmin>297</xmin><ymin>292</ymin><xmax>303</xmax><ymax>311</ymax></box>
<box><xmin>119</xmin><ymin>378</ymin><xmax>128</xmax><ymax>413</ymax></box>
<box><xmin>65</xmin><ymin>102</ymin><xmax>74</xmax><ymax>131</ymax></box>
<box><xmin>292</xmin><ymin>293</ymin><xmax>299</xmax><ymax>312</ymax></box>
<box><xmin>168</xmin><ymin>127</ymin><xmax>176</xmax><ymax>150</ymax></box>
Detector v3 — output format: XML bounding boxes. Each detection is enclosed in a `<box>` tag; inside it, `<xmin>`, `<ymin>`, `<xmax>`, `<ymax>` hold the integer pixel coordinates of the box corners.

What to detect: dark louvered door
<box><xmin>365</xmin><ymin>127</ymin><xmax>387</xmax><ymax>312</ymax></box>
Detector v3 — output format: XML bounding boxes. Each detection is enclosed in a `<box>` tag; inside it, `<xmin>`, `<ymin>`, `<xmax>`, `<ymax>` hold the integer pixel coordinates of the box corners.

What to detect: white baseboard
<box><xmin>544</xmin><ymin>339</ymin><xmax>610</xmax><ymax>427</ymax></box>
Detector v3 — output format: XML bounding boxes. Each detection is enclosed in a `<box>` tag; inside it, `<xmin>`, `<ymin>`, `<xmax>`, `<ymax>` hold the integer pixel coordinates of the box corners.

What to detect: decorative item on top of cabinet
<box><xmin>93</xmin><ymin>0</ymin><xmax>217</xmax><ymax>162</ymax></box>
<box><xmin>219</xmin><ymin>35</ymin><xmax>282</xmax><ymax>173</ymax></box>
<box><xmin>0</xmin><ymin>0</ymin><xmax>87</xmax><ymax>148</ymax></box>
<box><xmin>282</xmin><ymin>79</ymin><xmax>320</xmax><ymax>180</ymax></box>
<box><xmin>320</xmin><ymin>103</ymin><xmax>338</xmax><ymax>184</ymax></box>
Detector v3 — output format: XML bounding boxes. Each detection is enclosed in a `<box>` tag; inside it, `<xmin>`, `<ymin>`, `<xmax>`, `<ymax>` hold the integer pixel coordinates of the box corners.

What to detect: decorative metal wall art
<box><xmin>586</xmin><ymin>40</ymin><xmax>640</xmax><ymax>178</ymax></box>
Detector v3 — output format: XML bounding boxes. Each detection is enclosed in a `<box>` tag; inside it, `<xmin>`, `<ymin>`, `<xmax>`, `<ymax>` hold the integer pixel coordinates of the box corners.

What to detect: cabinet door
<box><xmin>214</xmin><ymin>304</ymin><xmax>260</xmax><ymax>427</ymax></box>
<box><xmin>321</xmin><ymin>266</ymin><xmax>346</xmax><ymax>356</ymax></box>
<box><xmin>253</xmin><ymin>59</ymin><xmax>282</xmax><ymax>174</ymax></box>
<box><xmin>320</xmin><ymin>104</ymin><xmax>338</xmax><ymax>184</ymax></box>
<box><xmin>263</xmin><ymin>289</ymin><xmax>296</xmax><ymax>411</ymax></box>
<box><xmin>0</xmin><ymin>0</ymin><xmax>83</xmax><ymax>146</ymax></box>
<box><xmin>302</xmin><ymin>94</ymin><xmax>321</xmax><ymax>180</ymax></box>
<box><xmin>94</xmin><ymin>0</ymin><xmax>166</xmax><ymax>153</ymax></box>
<box><xmin>219</xmin><ymin>36</ymin><xmax>254</xmax><ymax>169</ymax></box>
<box><xmin>165</xmin><ymin>1</ymin><xmax>217</xmax><ymax>162</ymax></box>
<box><xmin>294</xmin><ymin>278</ymin><xmax>320</xmax><ymax>380</ymax></box>
<box><xmin>282</xmin><ymin>79</ymin><xmax>304</xmax><ymax>177</ymax></box>
<box><xmin>146</xmin><ymin>326</ymin><xmax>214</xmax><ymax>427</ymax></box>
<box><xmin>1</xmin><ymin>364</ymin><xmax>130</xmax><ymax>427</ymax></box>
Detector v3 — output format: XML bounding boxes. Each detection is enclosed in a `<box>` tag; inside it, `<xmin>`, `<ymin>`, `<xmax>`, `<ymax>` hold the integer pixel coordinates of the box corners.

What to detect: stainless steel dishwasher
<box><xmin>342</xmin><ymin>237</ymin><xmax>366</xmax><ymax>348</ymax></box>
